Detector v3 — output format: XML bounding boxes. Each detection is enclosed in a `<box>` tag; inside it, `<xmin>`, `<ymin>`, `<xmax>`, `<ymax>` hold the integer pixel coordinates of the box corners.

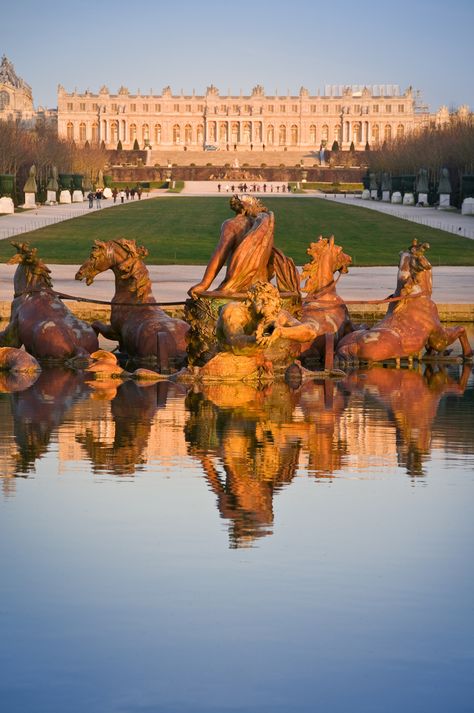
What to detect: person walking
<box><xmin>95</xmin><ymin>189</ymin><xmax>102</xmax><ymax>208</ymax></box>
<box><xmin>119</xmin><ymin>189</ymin><xmax>125</xmax><ymax>204</ymax></box>
<box><xmin>112</xmin><ymin>187</ymin><xmax>118</xmax><ymax>204</ymax></box>
<box><xmin>87</xmin><ymin>191</ymin><xmax>94</xmax><ymax>209</ymax></box>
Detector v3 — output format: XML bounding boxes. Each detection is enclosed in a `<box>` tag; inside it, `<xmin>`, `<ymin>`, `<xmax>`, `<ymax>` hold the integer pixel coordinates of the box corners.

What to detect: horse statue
<box><xmin>337</xmin><ymin>240</ymin><xmax>473</xmax><ymax>363</ymax></box>
<box><xmin>0</xmin><ymin>242</ymin><xmax>99</xmax><ymax>360</ymax></box>
<box><xmin>299</xmin><ymin>236</ymin><xmax>354</xmax><ymax>362</ymax></box>
<box><xmin>75</xmin><ymin>238</ymin><xmax>189</xmax><ymax>364</ymax></box>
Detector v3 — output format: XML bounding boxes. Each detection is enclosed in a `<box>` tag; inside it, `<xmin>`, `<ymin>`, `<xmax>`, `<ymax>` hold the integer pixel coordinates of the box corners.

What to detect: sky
<box><xmin>1</xmin><ymin>0</ymin><xmax>473</xmax><ymax>111</ymax></box>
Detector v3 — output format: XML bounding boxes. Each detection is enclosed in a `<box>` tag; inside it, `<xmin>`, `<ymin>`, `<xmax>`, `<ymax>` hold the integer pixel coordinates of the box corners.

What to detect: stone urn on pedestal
<box><xmin>416</xmin><ymin>168</ymin><xmax>429</xmax><ymax>206</ymax></box>
<box><xmin>23</xmin><ymin>165</ymin><xmax>37</xmax><ymax>208</ymax></box>
<box><xmin>46</xmin><ymin>166</ymin><xmax>59</xmax><ymax>204</ymax></box>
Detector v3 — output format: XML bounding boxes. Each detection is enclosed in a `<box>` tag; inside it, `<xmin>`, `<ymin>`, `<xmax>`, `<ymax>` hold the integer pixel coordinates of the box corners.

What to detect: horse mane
<box><xmin>112</xmin><ymin>238</ymin><xmax>152</xmax><ymax>301</ymax></box>
<box><xmin>300</xmin><ymin>236</ymin><xmax>334</xmax><ymax>293</ymax></box>
<box><xmin>9</xmin><ymin>241</ymin><xmax>53</xmax><ymax>291</ymax></box>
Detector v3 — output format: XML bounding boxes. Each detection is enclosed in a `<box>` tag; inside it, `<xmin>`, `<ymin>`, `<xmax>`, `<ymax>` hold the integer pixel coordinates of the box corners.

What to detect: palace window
<box><xmin>79</xmin><ymin>122</ymin><xmax>86</xmax><ymax>141</ymax></box>
<box><xmin>386</xmin><ymin>104</ymin><xmax>392</xmax><ymax>113</ymax></box>
<box><xmin>372</xmin><ymin>104</ymin><xmax>379</xmax><ymax>113</ymax></box>
<box><xmin>111</xmin><ymin>103</ymin><xmax>118</xmax><ymax>112</ymax></box>
<box><xmin>0</xmin><ymin>90</ymin><xmax>10</xmax><ymax>110</ymax></box>
<box><xmin>185</xmin><ymin>104</ymin><xmax>192</xmax><ymax>112</ymax></box>
<box><xmin>292</xmin><ymin>104</ymin><xmax>298</xmax><ymax>113</ymax></box>
<box><xmin>129</xmin><ymin>123</ymin><xmax>137</xmax><ymax>142</ymax></box>
<box><xmin>220</xmin><ymin>104</ymin><xmax>227</xmax><ymax>112</ymax></box>
<box><xmin>323</xmin><ymin>104</ymin><xmax>329</xmax><ymax>113</ymax></box>
<box><xmin>154</xmin><ymin>124</ymin><xmax>161</xmax><ymax>144</ymax></box>
<box><xmin>310</xmin><ymin>105</ymin><xmax>317</xmax><ymax>113</ymax></box>
<box><xmin>354</xmin><ymin>104</ymin><xmax>361</xmax><ymax>113</ymax></box>
<box><xmin>232</xmin><ymin>105</ymin><xmax>239</xmax><ymax>113</ymax></box>
<box><xmin>267</xmin><ymin>105</ymin><xmax>274</xmax><ymax>112</ymax></box>
<box><xmin>185</xmin><ymin>124</ymin><xmax>192</xmax><ymax>143</ymax></box>
<box><xmin>244</xmin><ymin>104</ymin><xmax>251</xmax><ymax>113</ymax></box>
<box><xmin>321</xmin><ymin>124</ymin><xmax>329</xmax><ymax>142</ymax></box>
<box><xmin>197</xmin><ymin>104</ymin><xmax>204</xmax><ymax>112</ymax></box>
<box><xmin>396</xmin><ymin>123</ymin><xmax>405</xmax><ymax>139</ymax></box>
<box><xmin>143</xmin><ymin>104</ymin><xmax>149</xmax><ymax>112</ymax></box>
<box><xmin>174</xmin><ymin>104</ymin><xmax>180</xmax><ymax>112</ymax></box>
<box><xmin>80</xmin><ymin>103</ymin><xmax>86</xmax><ymax>111</ymax></box>
<box><xmin>290</xmin><ymin>124</ymin><xmax>298</xmax><ymax>145</ymax></box>
<box><xmin>67</xmin><ymin>103</ymin><xmax>73</xmax><ymax>111</ymax></box>
<box><xmin>398</xmin><ymin>104</ymin><xmax>405</xmax><ymax>113</ymax></box>
<box><xmin>142</xmin><ymin>123</ymin><xmax>150</xmax><ymax>143</ymax></box>
<box><xmin>130</xmin><ymin>103</ymin><xmax>136</xmax><ymax>112</ymax></box>
<box><xmin>335</xmin><ymin>104</ymin><xmax>341</xmax><ymax>113</ymax></box>
<box><xmin>66</xmin><ymin>122</ymin><xmax>74</xmax><ymax>140</ymax></box>
<box><xmin>279</xmin><ymin>124</ymin><xmax>286</xmax><ymax>144</ymax></box>
<box><xmin>310</xmin><ymin>124</ymin><xmax>316</xmax><ymax>143</ymax></box>
<box><xmin>91</xmin><ymin>122</ymin><xmax>98</xmax><ymax>142</ymax></box>
<box><xmin>92</xmin><ymin>103</ymin><xmax>98</xmax><ymax>111</ymax></box>
<box><xmin>384</xmin><ymin>124</ymin><xmax>392</xmax><ymax>141</ymax></box>
<box><xmin>280</xmin><ymin>105</ymin><xmax>286</xmax><ymax>112</ymax></box>
<box><xmin>155</xmin><ymin>103</ymin><xmax>161</xmax><ymax>112</ymax></box>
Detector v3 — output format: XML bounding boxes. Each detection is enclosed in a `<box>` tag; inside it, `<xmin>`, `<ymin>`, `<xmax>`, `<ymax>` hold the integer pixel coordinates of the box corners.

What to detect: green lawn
<box><xmin>1</xmin><ymin>196</ymin><xmax>474</xmax><ymax>266</ymax></box>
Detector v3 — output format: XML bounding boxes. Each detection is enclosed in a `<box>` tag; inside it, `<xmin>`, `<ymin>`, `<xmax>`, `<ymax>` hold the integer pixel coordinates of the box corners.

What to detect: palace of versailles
<box><xmin>0</xmin><ymin>54</ymin><xmax>471</xmax><ymax>157</ymax></box>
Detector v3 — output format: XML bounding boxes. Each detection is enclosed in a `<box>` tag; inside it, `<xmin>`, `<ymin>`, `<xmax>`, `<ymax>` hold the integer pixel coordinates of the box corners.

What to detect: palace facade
<box><xmin>0</xmin><ymin>55</ymin><xmax>56</xmax><ymax>127</ymax></box>
<box><xmin>57</xmin><ymin>83</ymin><xmax>431</xmax><ymax>151</ymax></box>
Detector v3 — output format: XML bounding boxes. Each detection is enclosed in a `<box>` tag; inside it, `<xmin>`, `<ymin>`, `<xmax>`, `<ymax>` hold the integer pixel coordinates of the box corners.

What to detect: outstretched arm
<box><xmin>187</xmin><ymin>221</ymin><xmax>238</xmax><ymax>298</ymax></box>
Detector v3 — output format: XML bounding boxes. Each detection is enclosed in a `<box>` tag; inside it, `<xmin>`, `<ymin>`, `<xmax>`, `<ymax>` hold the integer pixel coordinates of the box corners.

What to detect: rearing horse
<box><xmin>75</xmin><ymin>238</ymin><xmax>189</xmax><ymax>363</ymax></box>
<box><xmin>0</xmin><ymin>242</ymin><xmax>98</xmax><ymax>360</ymax></box>
<box><xmin>299</xmin><ymin>235</ymin><xmax>354</xmax><ymax>361</ymax></box>
<box><xmin>337</xmin><ymin>240</ymin><xmax>473</xmax><ymax>362</ymax></box>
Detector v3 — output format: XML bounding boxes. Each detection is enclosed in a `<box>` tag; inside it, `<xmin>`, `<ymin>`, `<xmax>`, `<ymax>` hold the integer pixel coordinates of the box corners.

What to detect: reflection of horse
<box><xmin>9</xmin><ymin>368</ymin><xmax>90</xmax><ymax>474</ymax></box>
<box><xmin>75</xmin><ymin>239</ymin><xmax>189</xmax><ymax>363</ymax></box>
<box><xmin>0</xmin><ymin>242</ymin><xmax>98</xmax><ymax>360</ymax></box>
<box><xmin>76</xmin><ymin>380</ymin><xmax>176</xmax><ymax>475</ymax></box>
<box><xmin>337</xmin><ymin>240</ymin><xmax>473</xmax><ymax>362</ymax></box>
<box><xmin>344</xmin><ymin>364</ymin><xmax>471</xmax><ymax>476</ymax></box>
<box><xmin>299</xmin><ymin>236</ymin><xmax>354</xmax><ymax>362</ymax></box>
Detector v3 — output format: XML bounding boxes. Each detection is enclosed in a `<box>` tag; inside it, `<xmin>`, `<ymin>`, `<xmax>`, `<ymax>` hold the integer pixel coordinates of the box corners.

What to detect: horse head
<box><xmin>301</xmin><ymin>236</ymin><xmax>352</xmax><ymax>295</ymax></box>
<box><xmin>8</xmin><ymin>241</ymin><xmax>53</xmax><ymax>296</ymax></box>
<box><xmin>396</xmin><ymin>240</ymin><xmax>432</xmax><ymax>299</ymax></box>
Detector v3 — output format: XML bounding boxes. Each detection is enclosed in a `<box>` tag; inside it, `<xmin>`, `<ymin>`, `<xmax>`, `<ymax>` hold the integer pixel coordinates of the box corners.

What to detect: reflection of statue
<box><xmin>187</xmin><ymin>196</ymin><xmax>274</xmax><ymax>297</ymax></box>
<box><xmin>185</xmin><ymin>383</ymin><xmax>301</xmax><ymax>547</ymax></box>
<box><xmin>23</xmin><ymin>164</ymin><xmax>37</xmax><ymax>193</ymax></box>
<box><xmin>437</xmin><ymin>167</ymin><xmax>451</xmax><ymax>194</ymax></box>
<box><xmin>416</xmin><ymin>168</ymin><xmax>429</xmax><ymax>193</ymax></box>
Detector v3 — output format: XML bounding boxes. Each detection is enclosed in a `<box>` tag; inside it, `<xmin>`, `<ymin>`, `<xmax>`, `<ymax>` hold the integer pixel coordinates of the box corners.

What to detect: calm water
<box><xmin>0</xmin><ymin>365</ymin><xmax>473</xmax><ymax>713</ymax></box>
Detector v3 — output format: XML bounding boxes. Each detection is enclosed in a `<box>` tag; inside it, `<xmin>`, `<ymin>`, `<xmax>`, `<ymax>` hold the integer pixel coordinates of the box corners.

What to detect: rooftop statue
<box><xmin>0</xmin><ymin>242</ymin><xmax>99</xmax><ymax>360</ymax></box>
<box><xmin>75</xmin><ymin>238</ymin><xmax>189</xmax><ymax>365</ymax></box>
<box><xmin>336</xmin><ymin>240</ymin><xmax>473</xmax><ymax>363</ymax></box>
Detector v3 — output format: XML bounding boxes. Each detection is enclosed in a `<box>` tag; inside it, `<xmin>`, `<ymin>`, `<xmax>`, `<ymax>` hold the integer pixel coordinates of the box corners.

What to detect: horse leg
<box><xmin>91</xmin><ymin>320</ymin><xmax>120</xmax><ymax>341</ymax></box>
<box><xmin>0</xmin><ymin>316</ymin><xmax>22</xmax><ymax>348</ymax></box>
<box><xmin>427</xmin><ymin>326</ymin><xmax>473</xmax><ymax>359</ymax></box>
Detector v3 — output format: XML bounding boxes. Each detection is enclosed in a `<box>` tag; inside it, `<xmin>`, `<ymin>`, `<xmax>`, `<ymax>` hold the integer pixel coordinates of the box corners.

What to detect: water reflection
<box><xmin>0</xmin><ymin>364</ymin><xmax>472</xmax><ymax>540</ymax></box>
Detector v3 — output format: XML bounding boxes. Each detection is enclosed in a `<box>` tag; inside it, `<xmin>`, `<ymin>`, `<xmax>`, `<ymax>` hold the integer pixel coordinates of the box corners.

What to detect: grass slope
<box><xmin>1</xmin><ymin>196</ymin><xmax>474</xmax><ymax>266</ymax></box>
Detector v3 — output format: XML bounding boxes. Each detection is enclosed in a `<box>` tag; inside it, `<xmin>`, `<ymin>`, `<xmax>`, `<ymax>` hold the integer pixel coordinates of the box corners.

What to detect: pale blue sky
<box><xmin>2</xmin><ymin>0</ymin><xmax>473</xmax><ymax>111</ymax></box>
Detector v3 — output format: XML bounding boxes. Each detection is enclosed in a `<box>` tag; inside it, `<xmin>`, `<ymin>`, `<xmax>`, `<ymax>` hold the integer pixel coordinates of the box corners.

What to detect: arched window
<box><xmin>110</xmin><ymin>121</ymin><xmax>119</xmax><ymax>143</ymax></box>
<box><xmin>321</xmin><ymin>124</ymin><xmax>329</xmax><ymax>142</ymax></box>
<box><xmin>352</xmin><ymin>122</ymin><xmax>361</xmax><ymax>144</ymax></box>
<box><xmin>396</xmin><ymin>123</ymin><xmax>405</xmax><ymax>139</ymax></box>
<box><xmin>197</xmin><ymin>124</ymin><xmax>204</xmax><ymax>143</ymax></box>
<box><xmin>172</xmin><ymin>124</ymin><xmax>180</xmax><ymax>144</ymax></box>
<box><xmin>154</xmin><ymin>124</ymin><xmax>162</xmax><ymax>144</ymax></box>
<box><xmin>219</xmin><ymin>122</ymin><xmax>228</xmax><ymax>142</ymax></box>
<box><xmin>184</xmin><ymin>124</ymin><xmax>192</xmax><ymax>144</ymax></box>
<box><xmin>231</xmin><ymin>122</ymin><xmax>239</xmax><ymax>144</ymax></box>
<box><xmin>66</xmin><ymin>122</ymin><xmax>74</xmax><ymax>141</ymax></box>
<box><xmin>142</xmin><ymin>123</ymin><xmax>150</xmax><ymax>144</ymax></box>
<box><xmin>79</xmin><ymin>122</ymin><xmax>87</xmax><ymax>142</ymax></box>
<box><xmin>334</xmin><ymin>124</ymin><xmax>341</xmax><ymax>142</ymax></box>
<box><xmin>279</xmin><ymin>124</ymin><xmax>286</xmax><ymax>145</ymax></box>
<box><xmin>91</xmin><ymin>122</ymin><xmax>99</xmax><ymax>143</ymax></box>
<box><xmin>267</xmin><ymin>124</ymin><xmax>274</xmax><ymax>145</ymax></box>
<box><xmin>371</xmin><ymin>124</ymin><xmax>379</xmax><ymax>143</ymax></box>
<box><xmin>384</xmin><ymin>124</ymin><xmax>392</xmax><ymax>142</ymax></box>
<box><xmin>243</xmin><ymin>121</ymin><xmax>251</xmax><ymax>144</ymax></box>
<box><xmin>309</xmin><ymin>124</ymin><xmax>316</xmax><ymax>144</ymax></box>
<box><xmin>208</xmin><ymin>121</ymin><xmax>216</xmax><ymax>142</ymax></box>
<box><xmin>290</xmin><ymin>124</ymin><xmax>298</xmax><ymax>145</ymax></box>
<box><xmin>129</xmin><ymin>123</ymin><xmax>137</xmax><ymax>142</ymax></box>
<box><xmin>0</xmin><ymin>90</ymin><xmax>10</xmax><ymax>110</ymax></box>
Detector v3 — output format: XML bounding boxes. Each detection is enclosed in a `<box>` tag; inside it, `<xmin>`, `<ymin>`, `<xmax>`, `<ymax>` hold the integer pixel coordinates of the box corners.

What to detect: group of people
<box><xmin>87</xmin><ymin>185</ymin><xmax>143</xmax><ymax>208</ymax></box>
<box><xmin>217</xmin><ymin>183</ymin><xmax>293</xmax><ymax>194</ymax></box>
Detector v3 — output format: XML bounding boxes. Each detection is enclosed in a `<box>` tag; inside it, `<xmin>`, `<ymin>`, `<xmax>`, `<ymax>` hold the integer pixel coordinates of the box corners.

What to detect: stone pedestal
<box><xmin>59</xmin><ymin>190</ymin><xmax>72</xmax><ymax>204</ymax></box>
<box><xmin>0</xmin><ymin>196</ymin><xmax>14</xmax><ymax>214</ymax></box>
<box><xmin>370</xmin><ymin>189</ymin><xmax>378</xmax><ymax>199</ymax></box>
<box><xmin>461</xmin><ymin>197</ymin><xmax>474</xmax><ymax>215</ymax></box>
<box><xmin>382</xmin><ymin>190</ymin><xmax>391</xmax><ymax>202</ymax></box>
<box><xmin>403</xmin><ymin>193</ymin><xmax>415</xmax><ymax>205</ymax></box>
<box><xmin>439</xmin><ymin>194</ymin><xmax>451</xmax><ymax>208</ymax></box>
<box><xmin>391</xmin><ymin>191</ymin><xmax>402</xmax><ymax>204</ymax></box>
<box><xmin>72</xmin><ymin>190</ymin><xmax>84</xmax><ymax>203</ymax></box>
<box><xmin>361</xmin><ymin>189</ymin><xmax>370</xmax><ymax>200</ymax></box>
<box><xmin>417</xmin><ymin>192</ymin><xmax>428</xmax><ymax>206</ymax></box>
<box><xmin>23</xmin><ymin>192</ymin><xmax>36</xmax><ymax>208</ymax></box>
<box><xmin>47</xmin><ymin>190</ymin><xmax>57</xmax><ymax>204</ymax></box>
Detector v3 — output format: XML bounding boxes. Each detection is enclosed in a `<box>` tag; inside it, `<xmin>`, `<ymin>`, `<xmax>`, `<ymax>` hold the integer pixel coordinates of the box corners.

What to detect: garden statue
<box><xmin>415</xmin><ymin>168</ymin><xmax>429</xmax><ymax>205</ymax></box>
<box><xmin>46</xmin><ymin>166</ymin><xmax>59</xmax><ymax>204</ymax></box>
<box><xmin>23</xmin><ymin>164</ymin><xmax>37</xmax><ymax>208</ymax></box>
<box><xmin>190</xmin><ymin>282</ymin><xmax>317</xmax><ymax>383</ymax></box>
<box><xmin>76</xmin><ymin>238</ymin><xmax>189</xmax><ymax>366</ymax></box>
<box><xmin>336</xmin><ymin>240</ymin><xmax>473</xmax><ymax>363</ymax></box>
<box><xmin>381</xmin><ymin>172</ymin><xmax>391</xmax><ymax>202</ymax></box>
<box><xmin>0</xmin><ymin>242</ymin><xmax>99</xmax><ymax>361</ymax></box>
<box><xmin>185</xmin><ymin>196</ymin><xmax>300</xmax><ymax>366</ymax></box>
<box><xmin>369</xmin><ymin>172</ymin><xmax>378</xmax><ymax>198</ymax></box>
<box><xmin>437</xmin><ymin>168</ymin><xmax>452</xmax><ymax>208</ymax></box>
<box><xmin>299</xmin><ymin>236</ymin><xmax>354</xmax><ymax>365</ymax></box>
